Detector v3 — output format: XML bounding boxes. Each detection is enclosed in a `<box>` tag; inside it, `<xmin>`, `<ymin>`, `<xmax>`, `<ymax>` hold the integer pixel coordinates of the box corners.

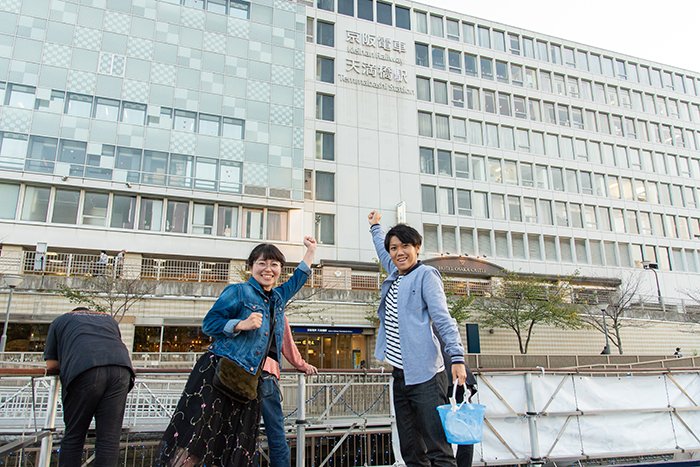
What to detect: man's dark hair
<box><xmin>71</xmin><ymin>306</ymin><xmax>90</xmax><ymax>312</ymax></box>
<box><xmin>384</xmin><ymin>224</ymin><xmax>422</xmax><ymax>252</ymax></box>
<box><xmin>247</xmin><ymin>243</ymin><xmax>286</xmax><ymax>268</ymax></box>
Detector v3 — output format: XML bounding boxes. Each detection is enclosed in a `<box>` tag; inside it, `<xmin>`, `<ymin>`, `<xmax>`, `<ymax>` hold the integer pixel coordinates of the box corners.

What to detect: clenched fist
<box><xmin>367</xmin><ymin>210</ymin><xmax>382</xmax><ymax>226</ymax></box>
<box><xmin>235</xmin><ymin>312</ymin><xmax>263</xmax><ymax>331</ymax></box>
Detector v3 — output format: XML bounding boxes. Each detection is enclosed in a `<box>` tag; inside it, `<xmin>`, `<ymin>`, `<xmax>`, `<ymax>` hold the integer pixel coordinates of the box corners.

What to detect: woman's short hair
<box><xmin>384</xmin><ymin>224</ymin><xmax>422</xmax><ymax>252</ymax></box>
<box><xmin>247</xmin><ymin>243</ymin><xmax>286</xmax><ymax>268</ymax></box>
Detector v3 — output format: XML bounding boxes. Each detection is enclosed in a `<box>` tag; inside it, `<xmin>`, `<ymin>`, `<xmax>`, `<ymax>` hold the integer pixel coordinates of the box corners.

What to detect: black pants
<box><xmin>60</xmin><ymin>366</ymin><xmax>131</xmax><ymax>467</ymax></box>
<box><xmin>393</xmin><ymin>369</ymin><xmax>456</xmax><ymax>467</ymax></box>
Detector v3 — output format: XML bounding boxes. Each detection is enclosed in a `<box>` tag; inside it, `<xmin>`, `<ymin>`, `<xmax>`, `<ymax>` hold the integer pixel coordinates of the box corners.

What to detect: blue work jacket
<box><xmin>202</xmin><ymin>261</ymin><xmax>310</xmax><ymax>374</ymax></box>
<box><xmin>370</xmin><ymin>224</ymin><xmax>465</xmax><ymax>385</ymax></box>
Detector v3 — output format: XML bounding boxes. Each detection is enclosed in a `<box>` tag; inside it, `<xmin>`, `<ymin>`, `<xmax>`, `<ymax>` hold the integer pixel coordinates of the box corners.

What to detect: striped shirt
<box><xmin>384</xmin><ymin>275</ymin><xmax>403</xmax><ymax>369</ymax></box>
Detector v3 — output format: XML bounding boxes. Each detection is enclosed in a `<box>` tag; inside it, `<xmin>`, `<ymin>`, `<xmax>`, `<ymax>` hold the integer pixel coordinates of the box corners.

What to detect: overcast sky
<box><xmin>426</xmin><ymin>0</ymin><xmax>700</xmax><ymax>74</ymax></box>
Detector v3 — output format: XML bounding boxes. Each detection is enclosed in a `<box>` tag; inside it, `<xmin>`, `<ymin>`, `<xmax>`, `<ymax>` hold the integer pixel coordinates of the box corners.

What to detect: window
<box><xmin>94</xmin><ymin>98</ymin><xmax>120</xmax><ymax>121</ymax></box>
<box><xmin>315</xmin><ymin>131</ymin><xmax>334</xmax><ymax>160</ymax></box>
<box><xmin>498</xmin><ymin>93</ymin><xmax>511</xmax><ymax>116</ymax></box>
<box><xmin>315</xmin><ymin>213</ymin><xmax>335</xmax><ymax>244</ymax></box>
<box><xmin>223</xmin><ymin>117</ymin><xmax>244</xmax><ymax>139</ymax></box>
<box><xmin>65</xmin><ymin>93</ymin><xmax>92</xmax><ymax>117</ymax></box>
<box><xmin>142</xmin><ymin>150</ymin><xmax>168</xmax><ymax>185</ymax></box>
<box><xmin>419</xmin><ymin>147</ymin><xmax>434</xmax><ymax>174</ymax></box>
<box><xmin>316</xmin><ymin>93</ymin><xmax>334</xmax><ymax>121</ymax></box>
<box><xmin>480</xmin><ymin>57</ymin><xmax>493</xmax><ymax>79</ymax></box>
<box><xmin>438</xmin><ymin>187</ymin><xmax>454</xmax><ymax>214</ymax></box>
<box><xmin>415</xmin><ymin>11</ymin><xmax>427</xmax><ymax>33</ymax></box>
<box><xmin>455</xmin><ymin>153</ymin><xmax>469</xmax><ymax>179</ymax></box>
<box><xmin>243</xmin><ymin>208</ymin><xmax>264</xmax><ymax>239</ymax></box>
<box><xmin>338</xmin><ymin>0</ymin><xmax>353</xmax><ymax>16</ymax></box>
<box><xmin>109</xmin><ymin>194</ymin><xmax>135</xmax><ymax>229</ymax></box>
<box><xmin>434</xmin><ymin>80</ymin><xmax>448</xmax><ymax>104</ymax></box>
<box><xmin>437</xmin><ymin>150</ymin><xmax>452</xmax><ymax>176</ymax></box>
<box><xmin>121</xmin><ymin>102</ymin><xmax>146</xmax><ymax>125</ymax></box>
<box><xmin>496</xmin><ymin>60</ymin><xmax>508</xmax><ymax>83</ymax></box>
<box><xmin>58</xmin><ymin>140</ymin><xmax>87</xmax><ymax>177</ymax></box>
<box><xmin>415</xmin><ymin>43</ymin><xmax>429</xmax><ymax>66</ymax></box>
<box><xmin>198</xmin><ymin>114</ymin><xmax>220</xmax><ymax>136</ymax></box>
<box><xmin>421</xmin><ymin>185</ymin><xmax>437</xmax><ymax>213</ymax></box>
<box><xmin>217</xmin><ymin>205</ymin><xmax>238</xmax><ymax>237</ymax></box>
<box><xmin>318</xmin><ymin>0</ymin><xmax>334</xmax><ymax>11</ymax></box>
<box><xmin>168</xmin><ymin>154</ymin><xmax>194</xmax><ymax>188</ymax></box>
<box><xmin>432</xmin><ymin>46</ymin><xmax>445</xmax><ymax>70</ymax></box>
<box><xmin>435</xmin><ymin>115</ymin><xmax>450</xmax><ymax>139</ymax></box>
<box><xmin>191</xmin><ymin>204</ymin><xmax>214</xmax><ymax>235</ymax></box>
<box><xmin>446</xmin><ymin>18</ymin><xmax>459</xmax><ymax>40</ymax></box>
<box><xmin>194</xmin><ymin>157</ymin><xmax>217</xmax><ymax>190</ymax></box>
<box><xmin>376</xmin><ymin>1</ymin><xmax>391</xmax><ymax>24</ymax></box>
<box><xmin>230</xmin><ymin>0</ymin><xmax>251</xmax><ymax>19</ymax></box>
<box><xmin>173</xmin><ymin>110</ymin><xmax>196</xmax><ymax>132</ymax></box>
<box><xmin>26</xmin><ymin>136</ymin><xmax>57</xmax><ymax>174</ymax></box>
<box><xmin>358</xmin><ymin>0</ymin><xmax>373</xmax><ymax>20</ymax></box>
<box><xmin>21</xmin><ymin>186</ymin><xmax>50</xmax><ymax>222</ymax></box>
<box><xmin>478</xmin><ymin>26</ymin><xmax>490</xmax><ymax>48</ymax></box>
<box><xmin>451</xmin><ymin>83</ymin><xmax>463</xmax><ymax>107</ymax></box>
<box><xmin>511</xmin><ymin>64</ymin><xmax>523</xmax><ymax>86</ymax></box>
<box><xmin>395</xmin><ymin>5</ymin><xmax>410</xmax><ymax>29</ymax></box>
<box><xmin>448</xmin><ymin>50</ymin><xmax>461</xmax><ymax>73</ymax></box>
<box><xmin>466</xmin><ymin>86</ymin><xmax>479</xmax><ymax>110</ymax></box>
<box><xmin>491</xmin><ymin>194</ymin><xmax>505</xmax><ymax>220</ymax></box>
<box><xmin>0</xmin><ymin>183</ymin><xmax>19</xmax><ymax>219</ymax></box>
<box><xmin>469</xmin><ymin>121</ymin><xmax>483</xmax><ymax>145</ymax></box>
<box><xmin>473</xmin><ymin>192</ymin><xmax>488</xmax><ymax>218</ymax></box>
<box><xmin>51</xmin><ymin>190</ymin><xmax>80</xmax><ymax>224</ymax></box>
<box><xmin>316</xmin><ymin>56</ymin><xmax>334</xmax><ymax>84</ymax></box>
<box><xmin>464</xmin><ymin>53</ymin><xmax>477</xmax><ymax>76</ymax></box>
<box><xmin>6</xmin><ymin>84</ymin><xmax>35</xmax><ymax>108</ymax></box>
<box><xmin>115</xmin><ymin>146</ymin><xmax>141</xmax><ymax>182</ymax></box>
<box><xmin>315</xmin><ymin>171</ymin><xmax>335</xmax><ymax>201</ymax></box>
<box><xmin>523</xmin><ymin>198</ymin><xmax>536</xmax><ymax>223</ymax></box>
<box><xmin>165</xmin><ymin>200</ymin><xmax>189</xmax><ymax>233</ymax></box>
<box><xmin>430</xmin><ymin>14</ymin><xmax>443</xmax><ymax>37</ymax></box>
<box><xmin>539</xmin><ymin>200</ymin><xmax>553</xmax><ymax>225</ymax></box>
<box><xmin>483</xmin><ymin>90</ymin><xmax>496</xmax><ymax>113</ymax></box>
<box><xmin>317</xmin><ymin>20</ymin><xmax>334</xmax><ymax>46</ymax></box>
<box><xmin>139</xmin><ymin>198</ymin><xmax>163</xmax><ymax>231</ymax></box>
<box><xmin>418</xmin><ymin>111</ymin><xmax>432</xmax><ymax>137</ymax></box>
<box><xmin>267</xmin><ymin>211</ymin><xmax>288</xmax><ymax>241</ymax></box>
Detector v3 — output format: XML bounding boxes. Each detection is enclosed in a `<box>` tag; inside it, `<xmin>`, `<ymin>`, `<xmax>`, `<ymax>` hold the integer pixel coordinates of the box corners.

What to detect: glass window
<box><xmin>395</xmin><ymin>5</ymin><xmax>410</xmax><ymax>29</ymax></box>
<box><xmin>451</xmin><ymin>83</ymin><xmax>464</xmax><ymax>107</ymax></box>
<box><xmin>315</xmin><ymin>213</ymin><xmax>335</xmax><ymax>244</ymax></box>
<box><xmin>315</xmin><ymin>131</ymin><xmax>334</xmax><ymax>160</ymax></box>
<box><xmin>110</xmin><ymin>194</ymin><xmax>136</xmax><ymax>229</ymax></box>
<box><xmin>94</xmin><ymin>98</ymin><xmax>120</xmax><ymax>121</ymax></box>
<box><xmin>437</xmin><ymin>150</ymin><xmax>452</xmax><ymax>176</ymax></box>
<box><xmin>438</xmin><ymin>188</ymin><xmax>454</xmax><ymax>215</ymax></box>
<box><xmin>416</xmin><ymin>77</ymin><xmax>431</xmax><ymax>101</ymax></box>
<box><xmin>191</xmin><ymin>204</ymin><xmax>214</xmax><ymax>235</ymax></box>
<box><xmin>217</xmin><ymin>205</ymin><xmax>238</xmax><ymax>237</ymax></box>
<box><xmin>480</xmin><ymin>57</ymin><xmax>493</xmax><ymax>79</ymax></box>
<box><xmin>457</xmin><ymin>189</ymin><xmax>471</xmax><ymax>216</ymax></box>
<box><xmin>430</xmin><ymin>14</ymin><xmax>443</xmax><ymax>37</ymax></box>
<box><xmin>421</xmin><ymin>185</ymin><xmax>437</xmax><ymax>213</ymax></box>
<box><xmin>491</xmin><ymin>194</ymin><xmax>505</xmax><ymax>220</ymax></box>
<box><xmin>267</xmin><ymin>210</ymin><xmax>288</xmax><ymax>241</ymax></box>
<box><xmin>434</xmin><ymin>80</ymin><xmax>448</xmax><ymax>104</ymax></box>
<box><xmin>222</xmin><ymin>117</ymin><xmax>244</xmax><ymax>139</ymax></box>
<box><xmin>173</xmin><ymin>110</ymin><xmax>196</xmax><ymax>131</ymax></box>
<box><xmin>0</xmin><ymin>182</ymin><xmax>19</xmax><ymax>219</ymax></box>
<box><xmin>415</xmin><ymin>11</ymin><xmax>428</xmax><ymax>33</ymax></box>
<box><xmin>448</xmin><ymin>50</ymin><xmax>461</xmax><ymax>73</ymax></box>
<box><xmin>219</xmin><ymin>160</ymin><xmax>242</xmax><ymax>193</ymax></box>
<box><xmin>165</xmin><ymin>200</ymin><xmax>188</xmax><ymax>233</ymax></box>
<box><xmin>49</xmin><ymin>189</ymin><xmax>78</xmax><ymax>224</ymax></box>
<box><xmin>6</xmin><ymin>84</ymin><xmax>35</xmax><ymax>109</ymax></box>
<box><xmin>315</xmin><ymin>171</ymin><xmax>335</xmax><ymax>201</ymax></box>
<box><xmin>82</xmin><ymin>192</ymin><xmax>109</xmax><ymax>226</ymax></box>
<box><xmin>21</xmin><ymin>186</ymin><xmax>50</xmax><ymax>222</ymax></box>
<box><xmin>446</xmin><ymin>18</ymin><xmax>459</xmax><ymax>40</ymax></box>
<box><xmin>418</xmin><ymin>111</ymin><xmax>432</xmax><ymax>137</ymax></box>
<box><xmin>168</xmin><ymin>154</ymin><xmax>194</xmax><ymax>188</ymax></box>
<box><xmin>478</xmin><ymin>26</ymin><xmax>490</xmax><ymax>48</ymax></box>
<box><xmin>435</xmin><ymin>115</ymin><xmax>449</xmax><ymax>139</ymax></box>
<box><xmin>415</xmin><ymin>43</ymin><xmax>429</xmax><ymax>66</ymax></box>
<box><xmin>452</xmin><ymin>117</ymin><xmax>467</xmax><ymax>140</ymax></box>
<box><xmin>496</xmin><ymin>60</ymin><xmax>508</xmax><ymax>83</ymax></box>
<box><xmin>498</xmin><ymin>93</ymin><xmax>511</xmax><ymax>116</ymax></box>
<box><xmin>141</xmin><ymin>150</ymin><xmax>168</xmax><ymax>185</ymax></box>
<box><xmin>317</xmin><ymin>56</ymin><xmax>334</xmax><ymax>83</ymax></box>
<box><xmin>473</xmin><ymin>192</ymin><xmax>488</xmax><ymax>218</ymax></box>
<box><xmin>511</xmin><ymin>64</ymin><xmax>523</xmax><ymax>86</ymax></box>
<box><xmin>419</xmin><ymin>147</ymin><xmax>434</xmax><ymax>174</ymax></box>
<box><xmin>469</xmin><ymin>121</ymin><xmax>482</xmax><ymax>145</ymax></box>
<box><xmin>206</xmin><ymin>0</ymin><xmax>227</xmax><ymax>13</ymax></box>
<box><xmin>65</xmin><ymin>93</ymin><xmax>92</xmax><ymax>117</ymax></box>
<box><xmin>139</xmin><ymin>198</ymin><xmax>163</xmax><ymax>231</ymax></box>
<box><xmin>318</xmin><ymin>0</ymin><xmax>334</xmax><ymax>11</ymax></box>
<box><xmin>508</xmin><ymin>196</ymin><xmax>521</xmax><ymax>222</ymax></box>
<box><xmin>115</xmin><ymin>146</ymin><xmax>141</xmax><ymax>182</ymax></box>
<box><xmin>317</xmin><ymin>20</ymin><xmax>334</xmax><ymax>46</ymax></box>
<box><xmin>432</xmin><ymin>46</ymin><xmax>445</xmax><ymax>70</ymax></box>
<box><xmin>522</xmin><ymin>37</ymin><xmax>535</xmax><ymax>58</ymax></box>
<box><xmin>26</xmin><ymin>136</ymin><xmax>57</xmax><ymax>174</ymax></box>
<box><xmin>538</xmin><ymin>200</ymin><xmax>552</xmax><ymax>225</ymax></box>
<box><xmin>455</xmin><ymin>153</ymin><xmax>469</xmax><ymax>179</ymax></box>
<box><xmin>338</xmin><ymin>0</ymin><xmax>353</xmax><ymax>16</ymax></box>
<box><xmin>120</xmin><ymin>102</ymin><xmax>146</xmax><ymax>125</ymax></box>
<box><xmin>316</xmin><ymin>93</ymin><xmax>334</xmax><ymax>121</ymax></box>
<box><xmin>358</xmin><ymin>0</ymin><xmax>373</xmax><ymax>20</ymax></box>
<box><xmin>198</xmin><ymin>114</ymin><xmax>220</xmax><ymax>136</ymax></box>
<box><xmin>58</xmin><ymin>140</ymin><xmax>87</xmax><ymax>177</ymax></box>
<box><xmin>228</xmin><ymin>0</ymin><xmax>250</xmax><ymax>18</ymax></box>
<box><xmin>195</xmin><ymin>157</ymin><xmax>217</xmax><ymax>190</ymax></box>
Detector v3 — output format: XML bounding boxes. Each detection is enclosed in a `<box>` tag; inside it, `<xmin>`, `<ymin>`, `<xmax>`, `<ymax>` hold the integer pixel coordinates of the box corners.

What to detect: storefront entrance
<box><xmin>292</xmin><ymin>327</ymin><xmax>370</xmax><ymax>370</ymax></box>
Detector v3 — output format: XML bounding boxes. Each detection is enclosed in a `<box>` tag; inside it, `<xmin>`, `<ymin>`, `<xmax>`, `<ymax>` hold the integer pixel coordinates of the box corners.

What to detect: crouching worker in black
<box><xmin>44</xmin><ymin>306</ymin><xmax>135</xmax><ymax>467</ymax></box>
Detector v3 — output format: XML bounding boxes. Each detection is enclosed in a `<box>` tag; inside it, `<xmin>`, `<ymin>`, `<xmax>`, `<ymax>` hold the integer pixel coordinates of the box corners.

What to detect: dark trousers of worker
<box><xmin>451</xmin><ymin>384</ymin><xmax>474</xmax><ymax>467</ymax></box>
<box><xmin>260</xmin><ymin>374</ymin><xmax>290</xmax><ymax>467</ymax></box>
<box><xmin>392</xmin><ymin>369</ymin><xmax>456</xmax><ymax>467</ymax></box>
<box><xmin>59</xmin><ymin>365</ymin><xmax>131</xmax><ymax>467</ymax></box>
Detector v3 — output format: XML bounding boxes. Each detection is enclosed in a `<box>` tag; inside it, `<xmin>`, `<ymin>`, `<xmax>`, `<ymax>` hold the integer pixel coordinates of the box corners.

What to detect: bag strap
<box><xmin>451</xmin><ymin>379</ymin><xmax>467</xmax><ymax>411</ymax></box>
<box><xmin>256</xmin><ymin>302</ymin><xmax>277</xmax><ymax>374</ymax></box>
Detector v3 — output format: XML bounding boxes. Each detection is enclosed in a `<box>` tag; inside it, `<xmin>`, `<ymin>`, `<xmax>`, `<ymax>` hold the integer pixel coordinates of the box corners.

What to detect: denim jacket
<box><xmin>370</xmin><ymin>224</ymin><xmax>465</xmax><ymax>385</ymax></box>
<box><xmin>202</xmin><ymin>261</ymin><xmax>310</xmax><ymax>374</ymax></box>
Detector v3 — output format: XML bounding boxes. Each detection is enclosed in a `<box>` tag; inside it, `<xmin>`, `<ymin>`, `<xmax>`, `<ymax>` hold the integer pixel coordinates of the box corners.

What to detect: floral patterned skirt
<box><xmin>156</xmin><ymin>352</ymin><xmax>261</xmax><ymax>466</ymax></box>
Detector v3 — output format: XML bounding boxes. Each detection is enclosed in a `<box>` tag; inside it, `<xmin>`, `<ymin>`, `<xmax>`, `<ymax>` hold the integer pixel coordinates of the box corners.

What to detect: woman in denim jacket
<box><xmin>158</xmin><ymin>237</ymin><xmax>317</xmax><ymax>467</ymax></box>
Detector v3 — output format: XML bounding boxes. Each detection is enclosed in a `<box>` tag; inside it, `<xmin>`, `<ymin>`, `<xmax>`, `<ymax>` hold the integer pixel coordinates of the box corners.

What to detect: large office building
<box><xmin>1</xmin><ymin>0</ymin><xmax>700</xmax><ymax>364</ymax></box>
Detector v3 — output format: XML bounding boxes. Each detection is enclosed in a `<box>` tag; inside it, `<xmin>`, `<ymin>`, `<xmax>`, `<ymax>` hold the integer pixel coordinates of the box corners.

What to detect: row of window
<box><xmin>423</xmin><ymin>225</ymin><xmax>700</xmax><ymax>273</ymax></box>
<box><xmin>0</xmin><ymin>83</ymin><xmax>245</xmax><ymax>139</ymax></box>
<box><xmin>414</xmin><ymin>53</ymin><xmax>700</xmax><ymax>126</ymax></box>
<box><xmin>420</xmin><ymin>185</ymin><xmax>700</xmax><ymax>242</ymax></box>
<box><xmin>411</xmin><ymin>10</ymin><xmax>700</xmax><ymax>98</ymax></box>
<box><xmin>0</xmin><ymin>132</ymin><xmax>244</xmax><ymax>192</ymax></box>
<box><xmin>316</xmin><ymin>0</ymin><xmax>411</xmax><ymax>30</ymax></box>
<box><xmin>416</xmin><ymin>112</ymin><xmax>700</xmax><ymax>176</ymax></box>
<box><xmin>0</xmin><ymin>182</ymin><xmax>336</xmax><ymax>245</ymax></box>
<box><xmin>162</xmin><ymin>0</ymin><xmax>251</xmax><ymax>19</ymax></box>
<box><xmin>418</xmin><ymin>148</ymin><xmax>700</xmax><ymax>208</ymax></box>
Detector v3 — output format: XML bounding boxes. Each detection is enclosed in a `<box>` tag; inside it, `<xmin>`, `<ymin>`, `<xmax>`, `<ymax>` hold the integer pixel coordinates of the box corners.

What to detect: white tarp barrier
<box><xmin>470</xmin><ymin>371</ymin><xmax>700</xmax><ymax>464</ymax></box>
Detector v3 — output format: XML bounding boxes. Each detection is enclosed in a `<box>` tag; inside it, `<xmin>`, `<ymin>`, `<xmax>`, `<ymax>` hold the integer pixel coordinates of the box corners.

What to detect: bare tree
<box><xmin>467</xmin><ymin>271</ymin><xmax>583</xmax><ymax>354</ymax></box>
<box><xmin>580</xmin><ymin>272</ymin><xmax>643</xmax><ymax>355</ymax></box>
<box><xmin>58</xmin><ymin>275</ymin><xmax>155</xmax><ymax>323</ymax></box>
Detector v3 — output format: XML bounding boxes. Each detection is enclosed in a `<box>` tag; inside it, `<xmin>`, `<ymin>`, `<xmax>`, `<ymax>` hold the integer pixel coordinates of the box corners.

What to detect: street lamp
<box><xmin>642</xmin><ymin>261</ymin><xmax>662</xmax><ymax>307</ymax></box>
<box><xmin>0</xmin><ymin>275</ymin><xmax>23</xmax><ymax>353</ymax></box>
<box><xmin>600</xmin><ymin>308</ymin><xmax>610</xmax><ymax>355</ymax></box>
